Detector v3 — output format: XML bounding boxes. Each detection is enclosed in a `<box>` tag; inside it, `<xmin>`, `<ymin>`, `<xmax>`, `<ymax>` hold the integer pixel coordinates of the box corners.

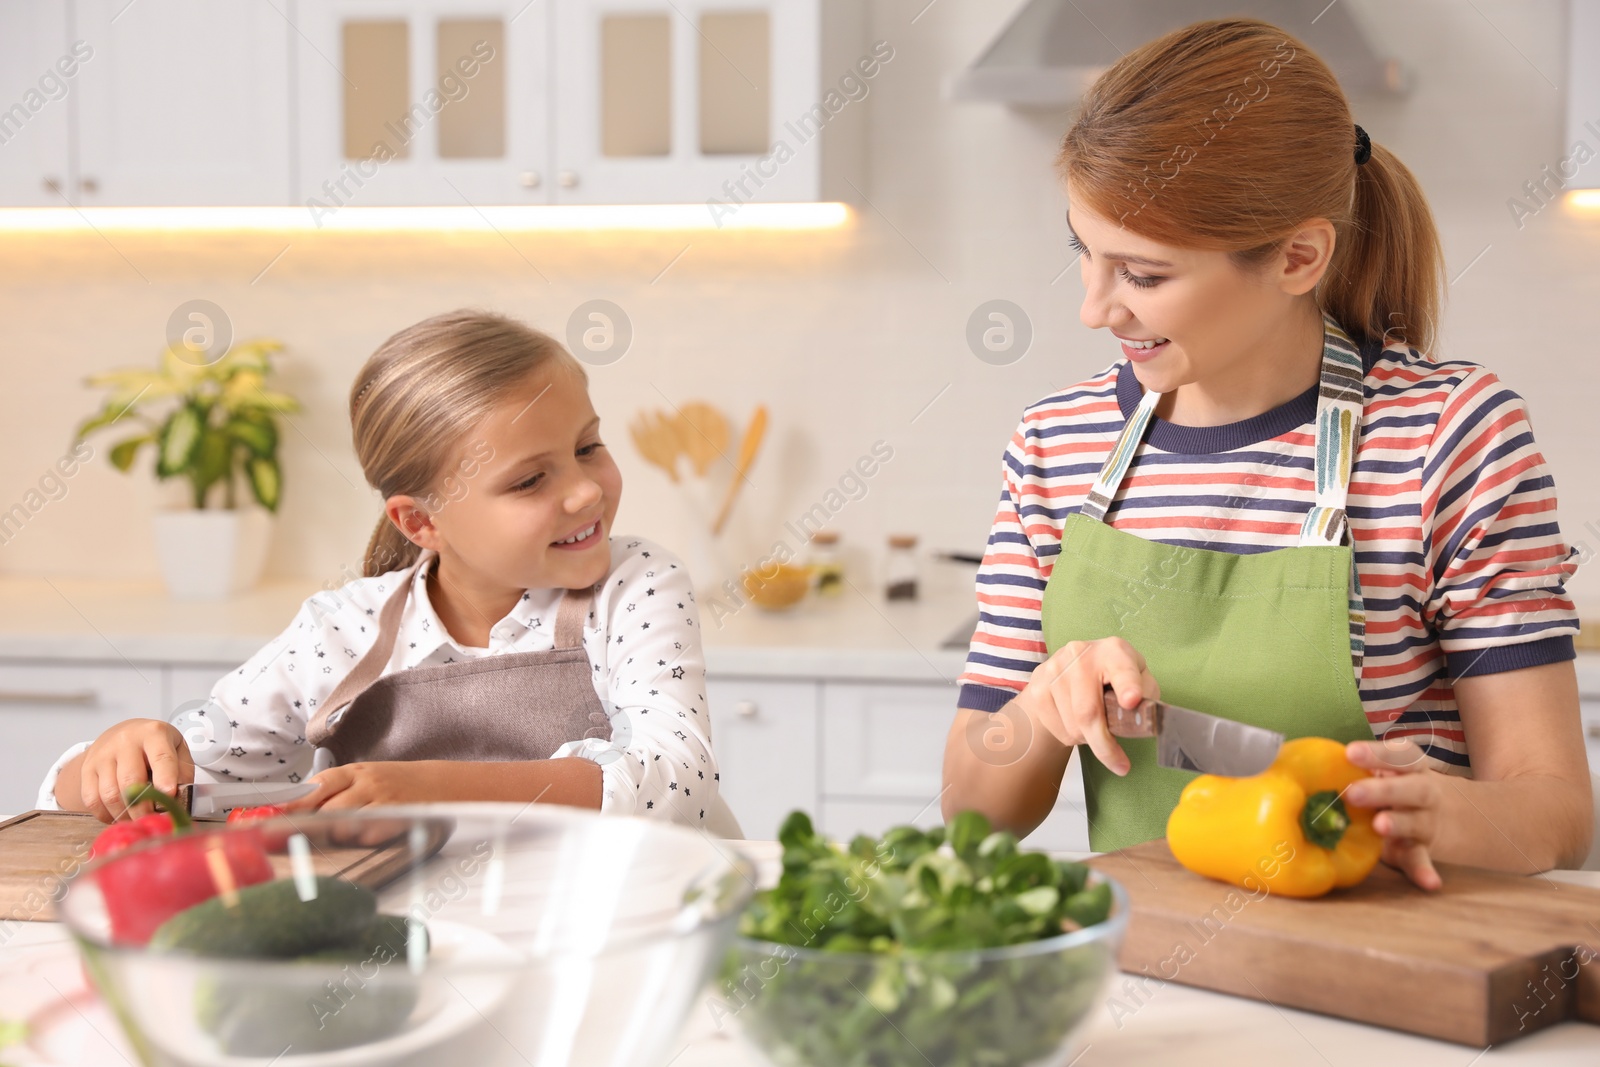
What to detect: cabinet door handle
<box><xmin>519</xmin><ymin>170</ymin><xmax>542</xmax><ymax>189</ymax></box>
<box><xmin>80</xmin><ymin>177</ymin><xmax>99</xmax><ymax>194</ymax></box>
<box><xmin>41</xmin><ymin>176</ymin><xmax>61</xmax><ymax>194</ymax></box>
<box><xmin>1587</xmin><ymin>723</ymin><xmax>1600</xmax><ymax>740</ymax></box>
<box><xmin>558</xmin><ymin>170</ymin><xmax>579</xmax><ymax>189</ymax></box>
<box><xmin>0</xmin><ymin>689</ymin><xmax>99</xmax><ymax>706</ymax></box>
<box><xmin>735</xmin><ymin>700</ymin><xmax>758</xmax><ymax>718</ymax></box>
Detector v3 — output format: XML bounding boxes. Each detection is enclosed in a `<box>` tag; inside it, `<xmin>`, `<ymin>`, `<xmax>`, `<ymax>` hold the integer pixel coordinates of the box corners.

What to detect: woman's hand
<box><xmin>1015</xmin><ymin>637</ymin><xmax>1160</xmax><ymax>776</ymax></box>
<box><xmin>78</xmin><ymin>719</ymin><xmax>195</xmax><ymax>823</ymax></box>
<box><xmin>1343</xmin><ymin>738</ymin><xmax>1445</xmax><ymax>891</ymax></box>
<box><xmin>281</xmin><ymin>760</ymin><xmax>460</xmax><ymax>813</ymax></box>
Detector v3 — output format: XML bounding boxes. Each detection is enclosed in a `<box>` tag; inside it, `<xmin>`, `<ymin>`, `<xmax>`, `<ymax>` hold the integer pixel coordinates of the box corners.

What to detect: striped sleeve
<box><xmin>957</xmin><ymin>422</ymin><xmax>1050</xmax><ymax>711</ymax></box>
<box><xmin>1420</xmin><ymin>365</ymin><xmax>1580</xmax><ymax>678</ymax></box>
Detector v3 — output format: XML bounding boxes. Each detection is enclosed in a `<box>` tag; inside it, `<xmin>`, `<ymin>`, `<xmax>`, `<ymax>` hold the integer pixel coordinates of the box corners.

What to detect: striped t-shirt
<box><xmin>957</xmin><ymin>337</ymin><xmax>1581</xmax><ymax>774</ymax></box>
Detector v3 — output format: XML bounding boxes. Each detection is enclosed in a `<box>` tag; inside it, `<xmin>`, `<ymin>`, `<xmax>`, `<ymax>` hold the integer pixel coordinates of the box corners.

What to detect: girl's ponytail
<box><xmin>349</xmin><ymin>309</ymin><xmax>584</xmax><ymax>578</ymax></box>
<box><xmin>362</xmin><ymin>513</ymin><xmax>422</xmax><ymax>578</ymax></box>
<box><xmin>1319</xmin><ymin>140</ymin><xmax>1445</xmax><ymax>355</ymax></box>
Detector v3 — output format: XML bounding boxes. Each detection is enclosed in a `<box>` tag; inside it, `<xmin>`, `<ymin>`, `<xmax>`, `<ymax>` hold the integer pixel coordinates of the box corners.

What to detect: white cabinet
<box><xmin>820</xmin><ymin>680</ymin><xmax>1089</xmax><ymax>852</ymax></box>
<box><xmin>0</xmin><ymin>1</ymin><xmax>73</xmax><ymax>206</ymax></box>
<box><xmin>294</xmin><ymin>0</ymin><xmax>551</xmax><ymax>208</ymax></box>
<box><xmin>705</xmin><ymin>677</ymin><xmax>818</xmax><ymax>841</ymax></box>
<box><xmin>551</xmin><ymin>0</ymin><xmax>855</xmax><ymax>205</ymax></box>
<box><xmin>297</xmin><ymin>0</ymin><xmax>864</xmax><ymax>207</ymax></box>
<box><xmin>73</xmin><ymin>0</ymin><xmax>293</xmax><ymax>205</ymax></box>
<box><xmin>0</xmin><ymin>662</ymin><xmax>164</xmax><ymax>817</ymax></box>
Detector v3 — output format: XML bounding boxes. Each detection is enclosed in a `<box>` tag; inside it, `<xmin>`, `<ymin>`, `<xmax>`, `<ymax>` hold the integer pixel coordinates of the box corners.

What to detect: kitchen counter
<box><xmin>0</xmin><ymin>570</ymin><xmax>1595</xmax><ymax>689</ymax></box>
<box><xmin>3</xmin><ymin>838</ymin><xmax>1597</xmax><ymax>1066</ymax></box>
<box><xmin>0</xmin><ymin>569</ymin><xmax>978</xmax><ymax>683</ymax></box>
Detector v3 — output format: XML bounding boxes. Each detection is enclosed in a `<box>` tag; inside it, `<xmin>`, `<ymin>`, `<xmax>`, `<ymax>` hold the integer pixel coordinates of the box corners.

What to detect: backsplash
<box><xmin>0</xmin><ymin>0</ymin><xmax>1595</xmax><ymax>616</ymax></box>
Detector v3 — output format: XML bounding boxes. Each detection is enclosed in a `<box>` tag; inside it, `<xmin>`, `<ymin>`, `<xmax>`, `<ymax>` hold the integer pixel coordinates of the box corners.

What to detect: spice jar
<box><xmin>808</xmin><ymin>530</ymin><xmax>845</xmax><ymax>596</ymax></box>
<box><xmin>886</xmin><ymin>534</ymin><xmax>919</xmax><ymax>601</ymax></box>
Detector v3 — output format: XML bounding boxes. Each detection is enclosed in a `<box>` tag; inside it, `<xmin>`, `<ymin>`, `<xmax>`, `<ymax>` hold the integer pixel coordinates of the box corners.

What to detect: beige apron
<box><xmin>306</xmin><ymin>552</ymin><xmax>611</xmax><ymax>766</ymax></box>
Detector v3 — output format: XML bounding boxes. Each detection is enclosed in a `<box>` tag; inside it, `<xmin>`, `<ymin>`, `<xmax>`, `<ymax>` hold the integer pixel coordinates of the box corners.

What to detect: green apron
<box><xmin>1041</xmin><ymin>311</ymin><xmax>1375</xmax><ymax>851</ymax></box>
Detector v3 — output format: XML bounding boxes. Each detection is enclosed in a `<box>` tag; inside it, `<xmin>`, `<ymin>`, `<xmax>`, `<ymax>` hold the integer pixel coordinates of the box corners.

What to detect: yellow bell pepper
<box><xmin>1166</xmin><ymin>736</ymin><xmax>1383</xmax><ymax>899</ymax></box>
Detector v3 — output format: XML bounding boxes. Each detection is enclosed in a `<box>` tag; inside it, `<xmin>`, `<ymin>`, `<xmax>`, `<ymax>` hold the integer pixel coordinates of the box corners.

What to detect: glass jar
<box><xmin>808</xmin><ymin>530</ymin><xmax>845</xmax><ymax>597</ymax></box>
<box><xmin>885</xmin><ymin>534</ymin><xmax>919</xmax><ymax>601</ymax></box>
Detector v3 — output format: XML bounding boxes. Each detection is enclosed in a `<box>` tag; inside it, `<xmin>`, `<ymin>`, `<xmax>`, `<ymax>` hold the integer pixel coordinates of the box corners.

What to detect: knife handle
<box><xmin>1102</xmin><ymin>686</ymin><xmax>1159</xmax><ymax>738</ymax></box>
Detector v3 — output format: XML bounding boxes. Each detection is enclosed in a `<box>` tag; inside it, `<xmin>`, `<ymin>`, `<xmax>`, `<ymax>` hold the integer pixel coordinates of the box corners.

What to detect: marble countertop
<box><xmin>3</xmin><ymin>839</ymin><xmax>1596</xmax><ymax>1066</ymax></box>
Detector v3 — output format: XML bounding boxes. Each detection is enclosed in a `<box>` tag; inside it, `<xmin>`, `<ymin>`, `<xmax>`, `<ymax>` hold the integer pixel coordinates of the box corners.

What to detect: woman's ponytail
<box><xmin>1319</xmin><ymin>141</ymin><xmax>1446</xmax><ymax>355</ymax></box>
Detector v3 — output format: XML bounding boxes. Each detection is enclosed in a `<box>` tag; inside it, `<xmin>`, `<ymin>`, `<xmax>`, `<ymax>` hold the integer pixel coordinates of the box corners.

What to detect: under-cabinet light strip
<box><xmin>0</xmin><ymin>202</ymin><xmax>852</xmax><ymax>232</ymax></box>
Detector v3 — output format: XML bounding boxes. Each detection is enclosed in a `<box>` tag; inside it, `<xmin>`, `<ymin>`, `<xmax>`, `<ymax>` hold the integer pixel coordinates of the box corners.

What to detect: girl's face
<box><xmin>1064</xmin><ymin>182</ymin><xmax>1331</xmax><ymax>404</ymax></box>
<box><xmin>391</xmin><ymin>363</ymin><xmax>622</xmax><ymax>594</ymax></box>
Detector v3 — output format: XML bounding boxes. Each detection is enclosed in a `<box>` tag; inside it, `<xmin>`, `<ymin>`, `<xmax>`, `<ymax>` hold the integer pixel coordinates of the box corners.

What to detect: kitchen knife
<box><xmin>1101</xmin><ymin>687</ymin><xmax>1284</xmax><ymax>776</ymax></box>
<box><xmin>177</xmin><ymin>780</ymin><xmax>317</xmax><ymax>818</ymax></box>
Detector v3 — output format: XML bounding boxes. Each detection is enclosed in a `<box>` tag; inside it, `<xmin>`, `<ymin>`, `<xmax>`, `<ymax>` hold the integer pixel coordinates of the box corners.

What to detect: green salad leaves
<box><xmin>719</xmin><ymin>810</ymin><xmax>1118</xmax><ymax>1067</ymax></box>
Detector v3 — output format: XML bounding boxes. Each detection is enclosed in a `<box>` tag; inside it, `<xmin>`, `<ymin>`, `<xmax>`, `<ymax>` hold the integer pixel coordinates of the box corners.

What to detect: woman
<box><xmin>941</xmin><ymin>18</ymin><xmax>1592</xmax><ymax>888</ymax></box>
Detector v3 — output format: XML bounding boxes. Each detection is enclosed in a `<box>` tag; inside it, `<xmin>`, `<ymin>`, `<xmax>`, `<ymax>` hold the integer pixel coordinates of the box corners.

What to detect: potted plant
<box><xmin>75</xmin><ymin>340</ymin><xmax>300</xmax><ymax>601</ymax></box>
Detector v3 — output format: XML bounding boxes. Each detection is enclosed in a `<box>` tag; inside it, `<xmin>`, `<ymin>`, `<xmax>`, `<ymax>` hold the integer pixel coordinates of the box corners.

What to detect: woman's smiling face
<box><xmin>388</xmin><ymin>363</ymin><xmax>622</xmax><ymax>596</ymax></box>
<box><xmin>1065</xmin><ymin>181</ymin><xmax>1335</xmax><ymax>422</ymax></box>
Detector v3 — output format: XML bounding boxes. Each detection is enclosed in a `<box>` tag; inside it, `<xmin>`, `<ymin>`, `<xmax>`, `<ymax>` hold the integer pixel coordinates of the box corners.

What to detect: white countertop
<box><xmin>0</xmin><ymin>568</ymin><xmax>1593</xmax><ymax>692</ymax></box>
<box><xmin>4</xmin><ymin>839</ymin><xmax>1597</xmax><ymax>1066</ymax></box>
<box><xmin>0</xmin><ymin>568</ymin><xmax>978</xmax><ymax>683</ymax></box>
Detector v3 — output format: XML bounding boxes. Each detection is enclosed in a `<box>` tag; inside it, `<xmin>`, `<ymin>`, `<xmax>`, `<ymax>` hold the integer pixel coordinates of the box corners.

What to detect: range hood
<box><xmin>948</xmin><ymin>0</ymin><xmax>1405</xmax><ymax>106</ymax></box>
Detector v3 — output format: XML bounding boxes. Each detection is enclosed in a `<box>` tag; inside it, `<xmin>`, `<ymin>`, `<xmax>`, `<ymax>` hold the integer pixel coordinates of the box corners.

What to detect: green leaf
<box><xmin>946</xmin><ymin>810</ymin><xmax>992</xmax><ymax>861</ymax></box>
<box><xmin>1014</xmin><ymin>885</ymin><xmax>1059</xmax><ymax>917</ymax></box>
<box><xmin>191</xmin><ymin>428</ymin><xmax>232</xmax><ymax>498</ymax></box>
<box><xmin>225</xmin><ymin>412</ymin><xmax>277</xmax><ymax>457</ymax></box>
<box><xmin>156</xmin><ymin>405</ymin><xmax>204</xmax><ymax>477</ymax></box>
<box><xmin>247</xmin><ymin>456</ymin><xmax>282</xmax><ymax>512</ymax></box>
<box><xmin>108</xmin><ymin>435</ymin><xmax>155</xmax><ymax>472</ymax></box>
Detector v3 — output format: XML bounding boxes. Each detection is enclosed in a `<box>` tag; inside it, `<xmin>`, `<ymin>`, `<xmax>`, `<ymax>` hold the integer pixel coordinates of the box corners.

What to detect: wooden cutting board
<box><xmin>1087</xmin><ymin>840</ymin><xmax>1600</xmax><ymax>1047</ymax></box>
<box><xmin>0</xmin><ymin>809</ymin><xmax>443</xmax><ymax>924</ymax></box>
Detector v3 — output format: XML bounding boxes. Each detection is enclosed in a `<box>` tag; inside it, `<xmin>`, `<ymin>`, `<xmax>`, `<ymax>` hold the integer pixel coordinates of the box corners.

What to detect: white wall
<box><xmin>0</xmin><ymin>0</ymin><xmax>1595</xmax><ymax>615</ymax></box>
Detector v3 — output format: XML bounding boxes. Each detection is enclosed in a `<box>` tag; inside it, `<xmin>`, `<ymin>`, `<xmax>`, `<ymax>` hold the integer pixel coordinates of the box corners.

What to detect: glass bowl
<box><xmin>716</xmin><ymin>872</ymin><xmax>1127</xmax><ymax>1067</ymax></box>
<box><xmin>58</xmin><ymin>803</ymin><xmax>754</xmax><ymax>1067</ymax></box>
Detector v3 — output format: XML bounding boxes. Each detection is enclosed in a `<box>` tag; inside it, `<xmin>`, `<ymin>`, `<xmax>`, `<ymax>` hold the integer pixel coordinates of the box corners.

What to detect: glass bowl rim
<box><xmin>58</xmin><ymin>802</ymin><xmax>758</xmax><ymax>962</ymax></box>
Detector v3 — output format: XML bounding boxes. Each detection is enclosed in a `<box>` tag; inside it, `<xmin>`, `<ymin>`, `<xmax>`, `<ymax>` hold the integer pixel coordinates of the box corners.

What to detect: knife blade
<box><xmin>1101</xmin><ymin>687</ymin><xmax>1284</xmax><ymax>776</ymax></box>
<box><xmin>177</xmin><ymin>780</ymin><xmax>317</xmax><ymax>818</ymax></box>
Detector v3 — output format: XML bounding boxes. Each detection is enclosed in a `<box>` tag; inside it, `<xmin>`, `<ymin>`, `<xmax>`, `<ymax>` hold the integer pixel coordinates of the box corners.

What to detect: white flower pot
<box><xmin>151</xmin><ymin>507</ymin><xmax>273</xmax><ymax>601</ymax></box>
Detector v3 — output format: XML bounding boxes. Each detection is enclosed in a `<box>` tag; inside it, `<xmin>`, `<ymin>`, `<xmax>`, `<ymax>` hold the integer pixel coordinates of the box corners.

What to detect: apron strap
<box><xmin>1078</xmin><ymin>386</ymin><xmax>1161</xmax><ymax>524</ymax></box>
<box><xmin>552</xmin><ymin>587</ymin><xmax>593</xmax><ymax>649</ymax></box>
<box><xmin>308</xmin><ymin>550</ymin><xmax>430</xmax><ymax>741</ymax></box>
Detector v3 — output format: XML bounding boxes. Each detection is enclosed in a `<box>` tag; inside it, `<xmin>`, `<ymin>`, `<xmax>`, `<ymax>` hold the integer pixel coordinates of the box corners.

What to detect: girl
<box><xmin>942</xmin><ymin>19</ymin><xmax>1592</xmax><ymax>886</ymax></box>
<box><xmin>42</xmin><ymin>309</ymin><xmax>730</xmax><ymax>832</ymax></box>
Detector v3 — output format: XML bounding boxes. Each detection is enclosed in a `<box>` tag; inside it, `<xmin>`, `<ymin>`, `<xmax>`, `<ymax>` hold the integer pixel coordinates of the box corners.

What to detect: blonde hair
<box><xmin>350</xmin><ymin>309</ymin><xmax>585</xmax><ymax>577</ymax></box>
<box><xmin>1057</xmin><ymin>17</ymin><xmax>1445</xmax><ymax>353</ymax></box>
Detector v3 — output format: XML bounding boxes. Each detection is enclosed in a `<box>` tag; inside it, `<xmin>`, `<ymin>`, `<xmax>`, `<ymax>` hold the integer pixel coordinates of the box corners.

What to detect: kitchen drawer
<box><xmin>706</xmin><ymin>678</ymin><xmax>819</xmax><ymax>842</ymax></box>
<box><xmin>822</xmin><ymin>681</ymin><xmax>957</xmax><ymax>798</ymax></box>
<box><xmin>820</xmin><ymin>798</ymin><xmax>1090</xmax><ymax>854</ymax></box>
<box><xmin>822</xmin><ymin>681</ymin><xmax>1086</xmax><ymax>805</ymax></box>
<box><xmin>0</xmin><ymin>661</ymin><xmax>163</xmax><ymax>817</ymax></box>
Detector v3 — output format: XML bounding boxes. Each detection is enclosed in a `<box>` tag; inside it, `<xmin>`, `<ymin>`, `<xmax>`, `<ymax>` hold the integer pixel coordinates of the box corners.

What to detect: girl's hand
<box><xmin>79</xmin><ymin>719</ymin><xmax>195</xmax><ymax>823</ymax></box>
<box><xmin>282</xmin><ymin>760</ymin><xmax>458</xmax><ymax>813</ymax></box>
<box><xmin>1015</xmin><ymin>637</ymin><xmax>1160</xmax><ymax>776</ymax></box>
<box><xmin>1343</xmin><ymin>738</ymin><xmax>1445</xmax><ymax>891</ymax></box>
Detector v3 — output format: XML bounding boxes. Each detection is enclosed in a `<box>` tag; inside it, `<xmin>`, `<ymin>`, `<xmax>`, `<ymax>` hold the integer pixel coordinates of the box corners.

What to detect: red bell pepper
<box><xmin>226</xmin><ymin>803</ymin><xmax>293</xmax><ymax>851</ymax></box>
<box><xmin>91</xmin><ymin>784</ymin><xmax>276</xmax><ymax>945</ymax></box>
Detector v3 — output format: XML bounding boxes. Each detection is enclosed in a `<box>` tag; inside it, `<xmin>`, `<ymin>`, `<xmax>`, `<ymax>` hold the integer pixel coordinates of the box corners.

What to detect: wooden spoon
<box><xmin>712</xmin><ymin>405</ymin><xmax>769</xmax><ymax>536</ymax></box>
